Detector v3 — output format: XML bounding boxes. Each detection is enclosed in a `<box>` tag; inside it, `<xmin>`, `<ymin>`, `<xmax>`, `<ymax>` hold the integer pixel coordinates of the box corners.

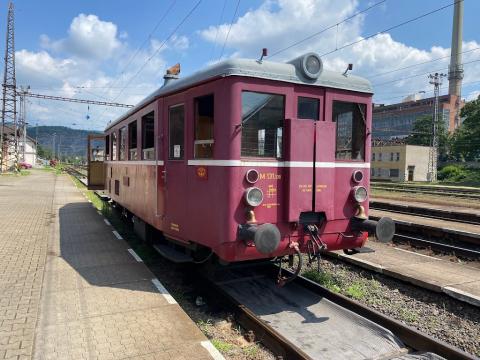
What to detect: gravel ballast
<box><xmin>299</xmin><ymin>256</ymin><xmax>480</xmax><ymax>357</ymax></box>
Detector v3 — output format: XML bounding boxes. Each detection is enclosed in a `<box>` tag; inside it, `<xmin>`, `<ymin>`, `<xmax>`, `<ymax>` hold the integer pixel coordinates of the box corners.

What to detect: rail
<box><xmin>201</xmin><ymin>263</ymin><xmax>476</xmax><ymax>360</ymax></box>
<box><xmin>370</xmin><ymin>201</ymin><xmax>480</xmax><ymax>225</ymax></box>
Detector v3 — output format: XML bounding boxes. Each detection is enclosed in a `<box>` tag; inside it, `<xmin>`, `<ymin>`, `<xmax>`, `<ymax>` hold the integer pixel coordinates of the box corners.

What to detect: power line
<box><xmin>218</xmin><ymin>0</ymin><xmax>241</xmax><ymax>61</ymax></box>
<box><xmin>111</xmin><ymin>0</ymin><xmax>202</xmax><ymax>103</ymax></box>
<box><xmin>210</xmin><ymin>0</ymin><xmax>227</xmax><ymax>61</ymax></box>
<box><xmin>372</xmin><ymin>58</ymin><xmax>480</xmax><ymax>87</ymax></box>
<box><xmin>269</xmin><ymin>0</ymin><xmax>387</xmax><ymax>59</ymax></box>
<box><xmin>368</xmin><ymin>46</ymin><xmax>480</xmax><ymax>79</ymax></box>
<box><xmin>99</xmin><ymin>0</ymin><xmax>177</xmax><ymax>99</ymax></box>
<box><xmin>374</xmin><ymin>79</ymin><xmax>480</xmax><ymax>103</ymax></box>
<box><xmin>320</xmin><ymin>0</ymin><xmax>461</xmax><ymax>58</ymax></box>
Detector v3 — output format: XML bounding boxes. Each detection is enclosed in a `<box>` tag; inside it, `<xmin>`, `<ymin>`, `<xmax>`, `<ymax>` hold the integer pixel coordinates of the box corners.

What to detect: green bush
<box><xmin>438</xmin><ymin>165</ymin><xmax>467</xmax><ymax>181</ymax></box>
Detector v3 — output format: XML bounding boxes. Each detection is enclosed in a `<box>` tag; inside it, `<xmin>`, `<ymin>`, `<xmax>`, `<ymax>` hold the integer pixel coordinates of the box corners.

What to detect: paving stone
<box><xmin>0</xmin><ymin>172</ymin><xmax>218</xmax><ymax>359</ymax></box>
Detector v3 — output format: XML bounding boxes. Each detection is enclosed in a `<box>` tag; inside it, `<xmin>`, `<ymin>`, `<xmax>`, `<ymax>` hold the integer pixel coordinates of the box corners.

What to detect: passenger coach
<box><xmin>87</xmin><ymin>52</ymin><xmax>394</xmax><ymax>268</ymax></box>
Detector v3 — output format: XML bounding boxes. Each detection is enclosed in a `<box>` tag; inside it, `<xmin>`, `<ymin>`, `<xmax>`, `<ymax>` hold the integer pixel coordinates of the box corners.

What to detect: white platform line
<box><xmin>112</xmin><ymin>230</ymin><xmax>123</xmax><ymax>240</ymax></box>
<box><xmin>394</xmin><ymin>247</ymin><xmax>442</xmax><ymax>260</ymax></box>
<box><xmin>127</xmin><ymin>248</ymin><xmax>143</xmax><ymax>262</ymax></box>
<box><xmin>104</xmin><ymin>219</ymin><xmax>111</xmax><ymax>226</ymax></box>
<box><xmin>151</xmin><ymin>278</ymin><xmax>177</xmax><ymax>304</ymax></box>
<box><xmin>200</xmin><ymin>341</ymin><xmax>226</xmax><ymax>360</ymax></box>
<box><xmin>97</xmin><ymin>211</ymin><xmax>102</xmax><ymax>216</ymax></box>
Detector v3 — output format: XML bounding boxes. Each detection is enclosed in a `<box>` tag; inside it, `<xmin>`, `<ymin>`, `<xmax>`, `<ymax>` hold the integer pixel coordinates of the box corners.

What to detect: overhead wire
<box><xmin>218</xmin><ymin>0</ymin><xmax>241</xmax><ymax>62</ymax></box>
<box><xmin>268</xmin><ymin>0</ymin><xmax>387</xmax><ymax>59</ymax></box>
<box><xmin>111</xmin><ymin>0</ymin><xmax>203</xmax><ymax>103</ymax></box>
<box><xmin>368</xmin><ymin>46</ymin><xmax>480</xmax><ymax>79</ymax></box>
<box><xmin>210</xmin><ymin>0</ymin><xmax>228</xmax><ymax>61</ymax></box>
<box><xmin>320</xmin><ymin>0</ymin><xmax>463</xmax><ymax>58</ymax></box>
<box><xmin>99</xmin><ymin>0</ymin><xmax>177</xmax><ymax>99</ymax></box>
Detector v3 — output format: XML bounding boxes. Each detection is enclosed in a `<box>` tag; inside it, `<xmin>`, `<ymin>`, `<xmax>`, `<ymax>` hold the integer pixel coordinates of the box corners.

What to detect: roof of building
<box><xmin>1</xmin><ymin>124</ymin><xmax>36</xmax><ymax>143</ymax></box>
<box><xmin>373</xmin><ymin>94</ymin><xmax>452</xmax><ymax>113</ymax></box>
<box><xmin>106</xmin><ymin>55</ymin><xmax>373</xmax><ymax>131</ymax></box>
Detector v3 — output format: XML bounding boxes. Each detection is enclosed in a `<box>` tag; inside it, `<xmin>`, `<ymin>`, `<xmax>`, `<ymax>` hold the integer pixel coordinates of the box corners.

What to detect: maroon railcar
<box><xmin>88</xmin><ymin>53</ymin><xmax>394</xmax><ymax>266</ymax></box>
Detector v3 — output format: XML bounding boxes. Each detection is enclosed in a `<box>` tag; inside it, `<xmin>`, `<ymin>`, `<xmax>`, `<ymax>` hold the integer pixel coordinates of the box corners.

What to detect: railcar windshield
<box><xmin>333</xmin><ymin>101</ymin><xmax>366</xmax><ymax>161</ymax></box>
<box><xmin>241</xmin><ymin>91</ymin><xmax>284</xmax><ymax>158</ymax></box>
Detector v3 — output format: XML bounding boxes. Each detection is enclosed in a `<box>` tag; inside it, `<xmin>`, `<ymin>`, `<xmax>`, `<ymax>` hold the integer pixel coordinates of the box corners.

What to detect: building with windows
<box><xmin>371</xmin><ymin>143</ymin><xmax>431</xmax><ymax>182</ymax></box>
<box><xmin>372</xmin><ymin>94</ymin><xmax>464</xmax><ymax>140</ymax></box>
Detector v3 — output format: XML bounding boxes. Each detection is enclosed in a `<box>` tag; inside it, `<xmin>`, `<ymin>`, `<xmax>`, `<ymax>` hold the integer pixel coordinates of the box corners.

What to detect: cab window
<box><xmin>241</xmin><ymin>91</ymin><xmax>284</xmax><ymax>158</ymax></box>
<box><xmin>297</xmin><ymin>97</ymin><xmax>319</xmax><ymax>120</ymax></box>
<box><xmin>194</xmin><ymin>94</ymin><xmax>214</xmax><ymax>158</ymax></box>
<box><xmin>333</xmin><ymin>101</ymin><xmax>366</xmax><ymax>160</ymax></box>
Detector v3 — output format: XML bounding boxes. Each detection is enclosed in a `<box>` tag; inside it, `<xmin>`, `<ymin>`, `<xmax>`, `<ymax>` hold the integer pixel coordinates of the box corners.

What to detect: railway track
<box><xmin>66</xmin><ymin>170</ymin><xmax>476</xmax><ymax>359</ymax></box>
<box><xmin>369</xmin><ymin>201</ymin><xmax>480</xmax><ymax>259</ymax></box>
<box><xmin>201</xmin><ymin>263</ymin><xmax>475</xmax><ymax>360</ymax></box>
<box><xmin>371</xmin><ymin>182</ymin><xmax>480</xmax><ymax>200</ymax></box>
<box><xmin>370</xmin><ymin>201</ymin><xmax>480</xmax><ymax>225</ymax></box>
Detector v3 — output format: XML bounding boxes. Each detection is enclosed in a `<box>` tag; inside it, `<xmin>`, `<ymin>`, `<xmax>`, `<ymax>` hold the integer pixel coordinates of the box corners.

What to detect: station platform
<box><xmin>329</xmin><ymin>241</ymin><xmax>480</xmax><ymax>307</ymax></box>
<box><xmin>0</xmin><ymin>170</ymin><xmax>222</xmax><ymax>360</ymax></box>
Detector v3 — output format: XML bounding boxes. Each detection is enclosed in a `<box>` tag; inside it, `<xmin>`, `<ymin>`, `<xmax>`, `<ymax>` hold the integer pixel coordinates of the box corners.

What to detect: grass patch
<box><xmin>345</xmin><ymin>282</ymin><xmax>367</xmax><ymax>300</ymax></box>
<box><xmin>242</xmin><ymin>344</ymin><xmax>260</xmax><ymax>357</ymax></box>
<box><xmin>398</xmin><ymin>308</ymin><xmax>418</xmax><ymax>323</ymax></box>
<box><xmin>303</xmin><ymin>269</ymin><xmax>341</xmax><ymax>293</ymax></box>
<box><xmin>211</xmin><ymin>339</ymin><xmax>235</xmax><ymax>353</ymax></box>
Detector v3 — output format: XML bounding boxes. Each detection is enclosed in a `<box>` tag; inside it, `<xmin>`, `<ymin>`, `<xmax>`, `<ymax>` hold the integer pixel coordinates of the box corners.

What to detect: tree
<box><xmin>406</xmin><ymin>114</ymin><xmax>450</xmax><ymax>160</ymax></box>
<box><xmin>37</xmin><ymin>144</ymin><xmax>53</xmax><ymax>160</ymax></box>
<box><xmin>451</xmin><ymin>97</ymin><xmax>480</xmax><ymax>161</ymax></box>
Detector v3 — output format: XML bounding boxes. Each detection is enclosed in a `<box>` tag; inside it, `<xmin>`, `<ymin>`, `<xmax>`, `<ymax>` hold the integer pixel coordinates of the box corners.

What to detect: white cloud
<box><xmin>199</xmin><ymin>0</ymin><xmax>480</xmax><ymax>104</ymax></box>
<box><xmin>42</xmin><ymin>14</ymin><xmax>122</xmax><ymax>60</ymax></box>
<box><xmin>17</xmin><ymin>13</ymin><xmax>172</xmax><ymax>130</ymax></box>
<box><xmin>466</xmin><ymin>90</ymin><xmax>480</xmax><ymax>101</ymax></box>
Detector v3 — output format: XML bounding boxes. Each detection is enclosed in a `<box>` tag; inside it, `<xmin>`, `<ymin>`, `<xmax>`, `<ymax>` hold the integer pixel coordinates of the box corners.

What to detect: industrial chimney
<box><xmin>448</xmin><ymin>0</ymin><xmax>464</xmax><ymax>127</ymax></box>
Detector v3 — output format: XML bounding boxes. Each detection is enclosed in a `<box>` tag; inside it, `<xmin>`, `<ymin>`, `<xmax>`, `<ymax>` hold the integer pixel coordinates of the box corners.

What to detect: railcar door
<box><xmin>87</xmin><ymin>134</ymin><xmax>106</xmax><ymax>190</ymax></box>
<box><xmin>285</xmin><ymin>93</ymin><xmax>325</xmax><ymax>221</ymax></box>
<box><xmin>163</xmin><ymin>101</ymin><xmax>188</xmax><ymax>238</ymax></box>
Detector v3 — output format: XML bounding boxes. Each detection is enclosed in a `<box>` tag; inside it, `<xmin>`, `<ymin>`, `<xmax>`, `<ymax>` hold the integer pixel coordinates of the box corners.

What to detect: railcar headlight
<box><xmin>304</xmin><ymin>54</ymin><xmax>322</xmax><ymax>78</ymax></box>
<box><xmin>352</xmin><ymin>186</ymin><xmax>368</xmax><ymax>203</ymax></box>
<box><xmin>352</xmin><ymin>170</ymin><xmax>363</xmax><ymax>183</ymax></box>
<box><xmin>245</xmin><ymin>187</ymin><xmax>263</xmax><ymax>207</ymax></box>
<box><xmin>246</xmin><ymin>169</ymin><xmax>259</xmax><ymax>184</ymax></box>
<box><xmin>287</xmin><ymin>52</ymin><xmax>323</xmax><ymax>80</ymax></box>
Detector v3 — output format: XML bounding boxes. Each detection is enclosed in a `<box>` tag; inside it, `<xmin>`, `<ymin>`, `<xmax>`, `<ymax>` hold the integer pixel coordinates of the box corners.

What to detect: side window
<box><xmin>241</xmin><ymin>91</ymin><xmax>284</xmax><ymax>158</ymax></box>
<box><xmin>194</xmin><ymin>95</ymin><xmax>214</xmax><ymax>158</ymax></box>
<box><xmin>105</xmin><ymin>135</ymin><xmax>110</xmax><ymax>161</ymax></box>
<box><xmin>111</xmin><ymin>132</ymin><xmax>117</xmax><ymax>161</ymax></box>
<box><xmin>141</xmin><ymin>112</ymin><xmax>155</xmax><ymax>160</ymax></box>
<box><xmin>333</xmin><ymin>101</ymin><xmax>366</xmax><ymax>161</ymax></box>
<box><xmin>372</xmin><ymin>153</ymin><xmax>375</xmax><ymax>161</ymax></box>
<box><xmin>297</xmin><ymin>97</ymin><xmax>319</xmax><ymax>120</ymax></box>
<box><xmin>169</xmin><ymin>105</ymin><xmax>185</xmax><ymax>160</ymax></box>
<box><xmin>119</xmin><ymin>127</ymin><xmax>127</xmax><ymax>160</ymax></box>
<box><xmin>128</xmin><ymin>121</ymin><xmax>138</xmax><ymax>160</ymax></box>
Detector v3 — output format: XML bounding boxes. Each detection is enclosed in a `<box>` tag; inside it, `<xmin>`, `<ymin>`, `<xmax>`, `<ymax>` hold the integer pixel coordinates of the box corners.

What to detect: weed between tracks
<box><xmin>299</xmin><ymin>256</ymin><xmax>480</xmax><ymax>357</ymax></box>
<box><xmin>69</xmin><ymin>173</ymin><xmax>274</xmax><ymax>360</ymax></box>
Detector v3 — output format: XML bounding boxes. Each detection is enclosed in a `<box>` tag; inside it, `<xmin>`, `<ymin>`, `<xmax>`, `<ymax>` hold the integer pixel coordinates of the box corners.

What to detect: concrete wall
<box><xmin>404</xmin><ymin>145</ymin><xmax>431</xmax><ymax>181</ymax></box>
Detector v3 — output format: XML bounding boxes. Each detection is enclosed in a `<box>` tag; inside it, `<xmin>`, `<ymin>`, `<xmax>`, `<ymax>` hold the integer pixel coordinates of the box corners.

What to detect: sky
<box><xmin>2</xmin><ymin>0</ymin><xmax>479</xmax><ymax>131</ymax></box>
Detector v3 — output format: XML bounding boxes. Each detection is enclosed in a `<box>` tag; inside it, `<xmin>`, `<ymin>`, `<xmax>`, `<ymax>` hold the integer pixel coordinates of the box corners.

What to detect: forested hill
<box><xmin>27</xmin><ymin>126</ymin><xmax>101</xmax><ymax>158</ymax></box>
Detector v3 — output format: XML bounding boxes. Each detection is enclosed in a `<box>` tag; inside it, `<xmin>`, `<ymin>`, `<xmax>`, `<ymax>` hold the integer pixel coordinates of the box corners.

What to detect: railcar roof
<box><xmin>106</xmin><ymin>57</ymin><xmax>373</xmax><ymax>131</ymax></box>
